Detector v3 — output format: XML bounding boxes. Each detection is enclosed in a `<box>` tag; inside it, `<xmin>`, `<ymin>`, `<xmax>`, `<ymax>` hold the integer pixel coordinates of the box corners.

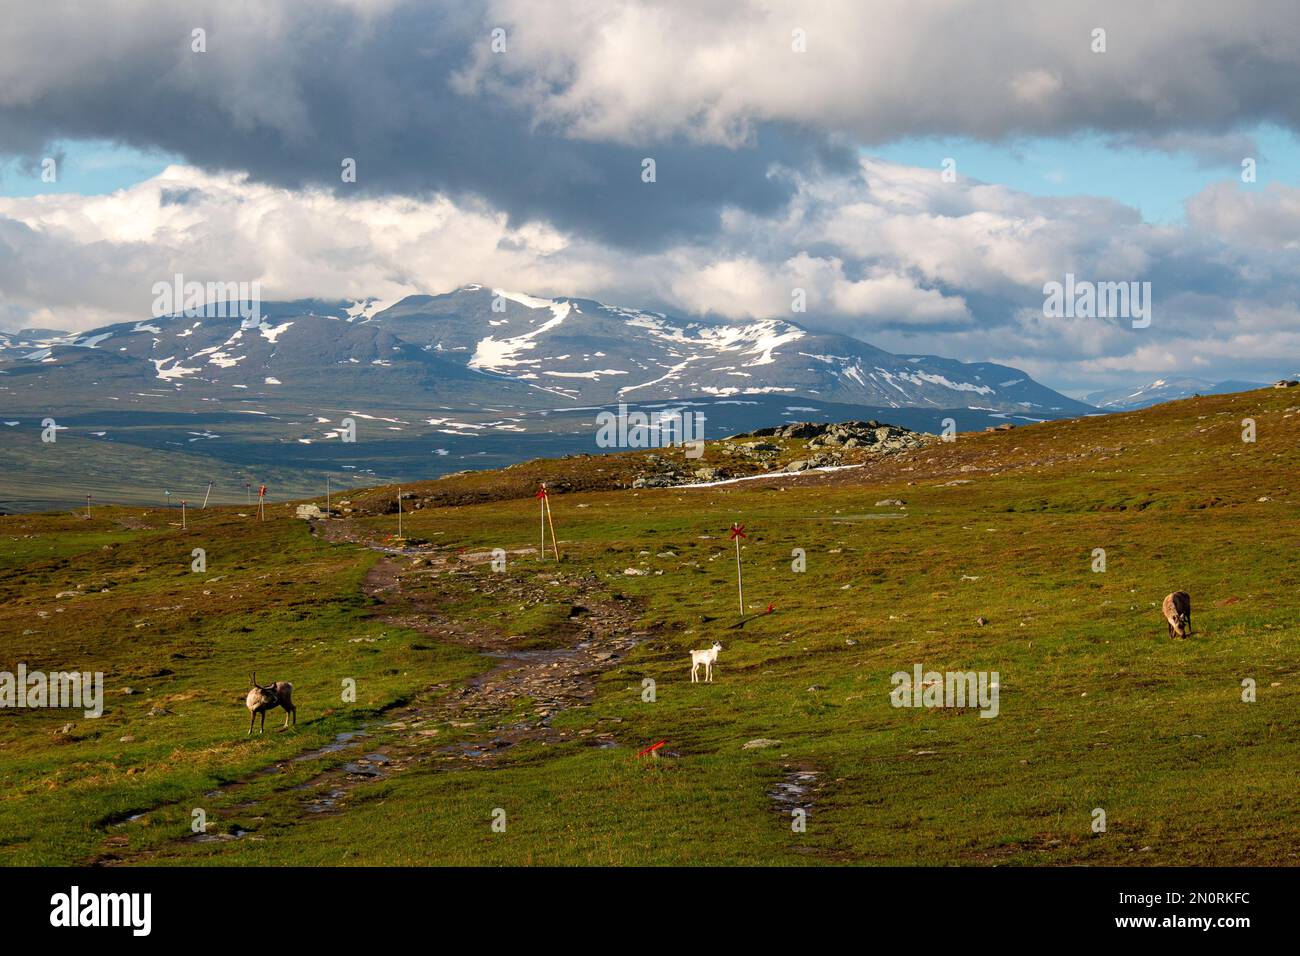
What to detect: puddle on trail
<box><xmin>341</xmin><ymin>753</ymin><xmax>391</xmax><ymax>777</ymax></box>
<box><xmin>292</xmin><ymin>730</ymin><xmax>371</xmax><ymax>762</ymax></box>
<box><xmin>486</xmin><ymin>648</ymin><xmax>579</xmax><ymax>664</ymax></box>
<box><xmin>769</xmin><ymin>769</ymin><xmax>820</xmax><ymax>812</ymax></box>
<box><xmin>304</xmin><ymin>788</ymin><xmax>348</xmax><ymax>813</ymax></box>
<box><xmin>191</xmin><ymin>828</ymin><xmax>252</xmax><ymax>843</ymax></box>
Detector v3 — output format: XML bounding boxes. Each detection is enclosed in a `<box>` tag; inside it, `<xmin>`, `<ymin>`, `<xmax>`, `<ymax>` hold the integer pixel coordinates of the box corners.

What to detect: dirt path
<box><xmin>90</xmin><ymin>517</ymin><xmax>647</xmax><ymax>864</ymax></box>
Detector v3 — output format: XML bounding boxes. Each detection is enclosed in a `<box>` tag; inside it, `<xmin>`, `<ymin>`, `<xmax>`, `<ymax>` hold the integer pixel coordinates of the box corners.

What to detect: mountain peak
<box><xmin>0</xmin><ymin>286</ymin><xmax>1089</xmax><ymax>416</ymax></box>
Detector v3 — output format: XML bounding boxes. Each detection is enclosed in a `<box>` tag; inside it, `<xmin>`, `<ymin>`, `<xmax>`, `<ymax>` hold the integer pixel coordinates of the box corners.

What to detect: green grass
<box><xmin>2</xmin><ymin>387</ymin><xmax>1299</xmax><ymax>865</ymax></box>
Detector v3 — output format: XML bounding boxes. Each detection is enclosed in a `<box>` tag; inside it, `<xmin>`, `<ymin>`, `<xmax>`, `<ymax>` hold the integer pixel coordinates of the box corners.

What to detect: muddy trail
<box><xmin>90</xmin><ymin>517</ymin><xmax>649</xmax><ymax>865</ymax></box>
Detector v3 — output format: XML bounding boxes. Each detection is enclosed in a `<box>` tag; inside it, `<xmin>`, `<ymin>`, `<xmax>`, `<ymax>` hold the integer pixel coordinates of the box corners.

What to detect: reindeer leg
<box><xmin>248</xmin><ymin>711</ymin><xmax>255</xmax><ymax>735</ymax></box>
<box><xmin>259</xmin><ymin>711</ymin><xmax>266</xmax><ymax>734</ymax></box>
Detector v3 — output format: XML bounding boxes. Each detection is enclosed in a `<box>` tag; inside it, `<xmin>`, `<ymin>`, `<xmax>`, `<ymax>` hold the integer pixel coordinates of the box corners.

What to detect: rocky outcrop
<box><xmin>629</xmin><ymin>419</ymin><xmax>929</xmax><ymax>487</ymax></box>
<box><xmin>738</xmin><ymin>419</ymin><xmax>928</xmax><ymax>452</ymax></box>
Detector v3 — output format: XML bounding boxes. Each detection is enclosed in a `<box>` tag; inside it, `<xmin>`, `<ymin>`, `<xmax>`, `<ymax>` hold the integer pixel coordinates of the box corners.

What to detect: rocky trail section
<box><xmin>89</xmin><ymin>518</ymin><xmax>648</xmax><ymax>864</ymax></box>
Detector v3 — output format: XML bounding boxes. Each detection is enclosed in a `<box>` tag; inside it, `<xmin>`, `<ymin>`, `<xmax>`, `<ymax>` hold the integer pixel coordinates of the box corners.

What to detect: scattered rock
<box><xmin>742</xmin><ymin>738</ymin><xmax>782</xmax><ymax>750</ymax></box>
<box><xmin>975</xmin><ymin>616</ymin><xmax>989</xmax><ymax>626</ymax></box>
<box><xmin>875</xmin><ymin>498</ymin><xmax>905</xmax><ymax>507</ymax></box>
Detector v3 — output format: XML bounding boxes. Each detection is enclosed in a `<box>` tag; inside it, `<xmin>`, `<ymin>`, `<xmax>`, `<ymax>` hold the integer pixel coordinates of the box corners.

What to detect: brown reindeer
<box><xmin>1161</xmin><ymin>591</ymin><xmax>1192</xmax><ymax>639</ymax></box>
<box><xmin>245</xmin><ymin>671</ymin><xmax>296</xmax><ymax>734</ymax></box>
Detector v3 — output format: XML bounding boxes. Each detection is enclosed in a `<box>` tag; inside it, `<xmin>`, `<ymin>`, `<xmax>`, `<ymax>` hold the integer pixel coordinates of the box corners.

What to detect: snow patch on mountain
<box><xmin>152</xmin><ymin>357</ymin><xmax>201</xmax><ymax>381</ymax></box>
<box><xmin>471</xmin><ymin>297</ymin><xmax>573</xmax><ymax>372</ymax></box>
<box><xmin>259</xmin><ymin>321</ymin><xmax>293</xmax><ymax>344</ymax></box>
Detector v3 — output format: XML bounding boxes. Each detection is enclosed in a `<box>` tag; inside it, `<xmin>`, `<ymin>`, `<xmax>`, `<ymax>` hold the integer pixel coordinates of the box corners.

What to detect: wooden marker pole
<box><xmin>537</xmin><ymin>485</ymin><xmax>547</xmax><ymax>559</ymax></box>
<box><xmin>730</xmin><ymin>523</ymin><xmax>747</xmax><ymax>614</ymax></box>
<box><xmin>202</xmin><ymin>481</ymin><xmax>213</xmax><ymax>509</ymax></box>
<box><xmin>258</xmin><ymin>484</ymin><xmax>267</xmax><ymax>521</ymax></box>
<box><xmin>85</xmin><ymin>494</ymin><xmax>91</xmax><ymax>518</ymax></box>
<box><xmin>536</xmin><ymin>484</ymin><xmax>558</xmax><ymax>559</ymax></box>
<box><xmin>181</xmin><ymin>500</ymin><xmax>187</xmax><ymax>530</ymax></box>
<box><xmin>545</xmin><ymin>489</ymin><xmax>559</xmax><ymax>560</ymax></box>
<box><xmin>397</xmin><ymin>486</ymin><xmax>403</xmax><ymax>539</ymax></box>
<box><xmin>326</xmin><ymin>475</ymin><xmax>331</xmax><ymax>517</ymax></box>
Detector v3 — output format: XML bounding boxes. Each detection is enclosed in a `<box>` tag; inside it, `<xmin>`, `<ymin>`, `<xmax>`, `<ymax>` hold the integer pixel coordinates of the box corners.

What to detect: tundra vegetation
<box><xmin>0</xmin><ymin>388</ymin><xmax>1297</xmax><ymax>866</ymax></box>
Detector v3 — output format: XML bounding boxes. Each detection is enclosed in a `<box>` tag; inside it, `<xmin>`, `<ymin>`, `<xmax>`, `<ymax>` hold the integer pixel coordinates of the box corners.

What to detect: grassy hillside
<box><xmin>1</xmin><ymin>387</ymin><xmax>1298</xmax><ymax>865</ymax></box>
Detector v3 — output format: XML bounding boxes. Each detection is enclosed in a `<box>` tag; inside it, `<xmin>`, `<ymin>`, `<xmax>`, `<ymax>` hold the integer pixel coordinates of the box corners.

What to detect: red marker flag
<box><xmin>637</xmin><ymin>740</ymin><xmax>667</xmax><ymax>758</ymax></box>
<box><xmin>730</xmin><ymin>523</ymin><xmax>747</xmax><ymax>613</ymax></box>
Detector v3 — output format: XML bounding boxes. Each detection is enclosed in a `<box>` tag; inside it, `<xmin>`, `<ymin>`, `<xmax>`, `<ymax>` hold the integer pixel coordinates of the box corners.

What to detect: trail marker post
<box><xmin>397</xmin><ymin>486</ymin><xmax>403</xmax><ymax>539</ymax></box>
<box><xmin>85</xmin><ymin>494</ymin><xmax>91</xmax><ymax>518</ymax></box>
<box><xmin>258</xmin><ymin>484</ymin><xmax>267</xmax><ymax>521</ymax></box>
<box><xmin>730</xmin><ymin>523</ymin><xmax>747</xmax><ymax>614</ymax></box>
<box><xmin>181</xmin><ymin>500</ymin><xmax>187</xmax><ymax>530</ymax></box>
<box><xmin>201</xmin><ymin>481</ymin><xmax>213</xmax><ymax>509</ymax></box>
<box><xmin>536</xmin><ymin>484</ymin><xmax>559</xmax><ymax>559</ymax></box>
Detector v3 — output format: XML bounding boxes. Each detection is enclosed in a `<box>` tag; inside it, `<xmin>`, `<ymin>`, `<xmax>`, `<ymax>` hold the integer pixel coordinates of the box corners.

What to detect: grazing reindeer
<box><xmin>1162</xmin><ymin>591</ymin><xmax>1192</xmax><ymax>639</ymax></box>
<box><xmin>690</xmin><ymin>643</ymin><xmax>722</xmax><ymax>683</ymax></box>
<box><xmin>245</xmin><ymin>671</ymin><xmax>296</xmax><ymax>734</ymax></box>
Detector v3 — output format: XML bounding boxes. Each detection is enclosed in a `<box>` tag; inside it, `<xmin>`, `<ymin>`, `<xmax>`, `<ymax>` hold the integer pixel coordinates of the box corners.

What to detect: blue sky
<box><xmin>871</xmin><ymin>124</ymin><xmax>1300</xmax><ymax>224</ymax></box>
<box><xmin>0</xmin><ymin>140</ymin><xmax>179</xmax><ymax>198</ymax></box>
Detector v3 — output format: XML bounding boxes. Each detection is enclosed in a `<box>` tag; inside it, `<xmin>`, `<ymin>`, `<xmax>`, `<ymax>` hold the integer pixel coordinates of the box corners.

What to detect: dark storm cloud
<box><xmin>0</xmin><ymin>1</ymin><xmax>854</xmax><ymax>250</ymax></box>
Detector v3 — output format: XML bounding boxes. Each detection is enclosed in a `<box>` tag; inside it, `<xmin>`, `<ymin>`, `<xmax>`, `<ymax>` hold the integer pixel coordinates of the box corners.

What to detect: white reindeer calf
<box><xmin>690</xmin><ymin>642</ymin><xmax>722</xmax><ymax>683</ymax></box>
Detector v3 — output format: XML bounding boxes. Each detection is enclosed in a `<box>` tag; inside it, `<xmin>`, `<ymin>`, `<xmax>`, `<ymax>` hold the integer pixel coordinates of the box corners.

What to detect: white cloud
<box><xmin>461</xmin><ymin>0</ymin><xmax>1300</xmax><ymax>147</ymax></box>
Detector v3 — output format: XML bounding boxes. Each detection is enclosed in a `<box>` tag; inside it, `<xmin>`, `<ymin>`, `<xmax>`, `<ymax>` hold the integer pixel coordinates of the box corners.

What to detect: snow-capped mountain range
<box><xmin>1082</xmin><ymin>377</ymin><xmax>1268</xmax><ymax>411</ymax></box>
<box><xmin>0</xmin><ymin>285</ymin><xmax>1090</xmax><ymax>416</ymax></box>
